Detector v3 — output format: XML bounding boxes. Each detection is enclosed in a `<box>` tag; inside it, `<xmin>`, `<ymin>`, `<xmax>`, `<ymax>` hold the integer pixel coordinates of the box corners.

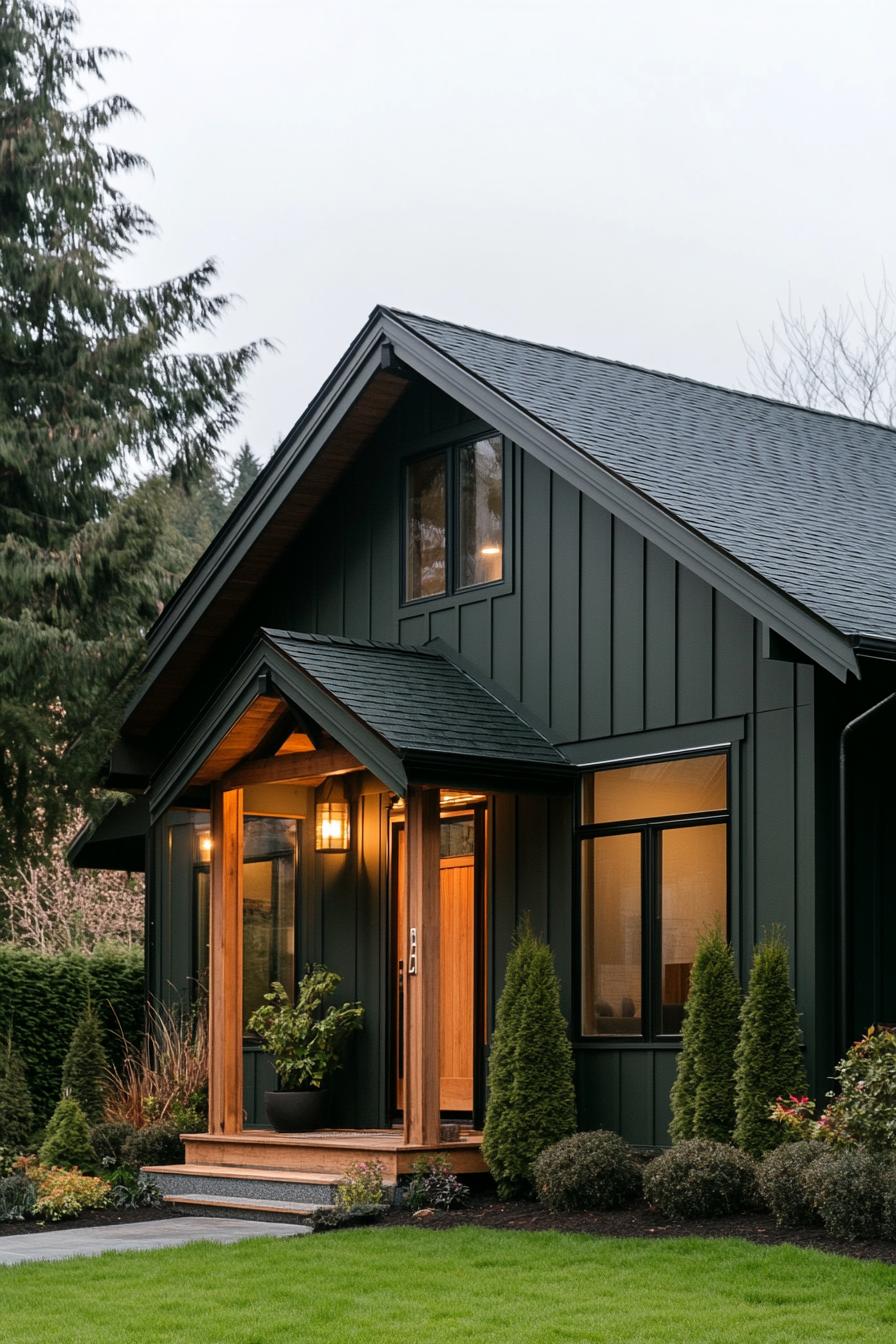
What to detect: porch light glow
<box><xmin>315</xmin><ymin>800</ymin><xmax>350</xmax><ymax>853</ymax></box>
<box><xmin>197</xmin><ymin>830</ymin><xmax>212</xmax><ymax>860</ymax></box>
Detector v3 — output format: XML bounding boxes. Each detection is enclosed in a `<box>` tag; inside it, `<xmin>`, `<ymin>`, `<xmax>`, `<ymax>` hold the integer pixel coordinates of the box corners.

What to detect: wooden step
<box><xmin>162</xmin><ymin>1193</ymin><xmax>323</xmax><ymax>1220</ymax></box>
<box><xmin>144</xmin><ymin>1163</ymin><xmax>345</xmax><ymax>1186</ymax></box>
<box><xmin>181</xmin><ymin>1131</ymin><xmax>487</xmax><ymax>1178</ymax></box>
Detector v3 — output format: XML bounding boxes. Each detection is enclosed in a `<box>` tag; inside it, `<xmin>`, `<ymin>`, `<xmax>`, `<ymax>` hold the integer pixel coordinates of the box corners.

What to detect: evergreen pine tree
<box><xmin>227</xmin><ymin>442</ymin><xmax>261</xmax><ymax>508</ymax></box>
<box><xmin>0</xmin><ymin>1030</ymin><xmax>34</xmax><ymax>1152</ymax></box>
<box><xmin>39</xmin><ymin>1096</ymin><xmax>96</xmax><ymax>1170</ymax></box>
<box><xmin>482</xmin><ymin>918</ymin><xmax>577</xmax><ymax>1197</ymax></box>
<box><xmin>733</xmin><ymin>927</ymin><xmax>808</xmax><ymax>1157</ymax></box>
<box><xmin>670</xmin><ymin>926</ymin><xmax>741</xmax><ymax>1143</ymax></box>
<box><xmin>0</xmin><ymin>1</ymin><xmax>266</xmax><ymax>865</ymax></box>
<box><xmin>60</xmin><ymin>1003</ymin><xmax>108</xmax><ymax>1124</ymax></box>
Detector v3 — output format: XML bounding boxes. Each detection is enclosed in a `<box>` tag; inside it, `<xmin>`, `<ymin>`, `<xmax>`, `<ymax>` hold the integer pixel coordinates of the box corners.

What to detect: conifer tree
<box><xmin>483</xmin><ymin>918</ymin><xmax>577</xmax><ymax>1197</ymax></box>
<box><xmin>0</xmin><ymin>1</ymin><xmax>266</xmax><ymax>865</ymax></box>
<box><xmin>39</xmin><ymin>1095</ymin><xmax>96</xmax><ymax>1170</ymax></box>
<box><xmin>670</xmin><ymin>926</ymin><xmax>741</xmax><ymax>1143</ymax></box>
<box><xmin>733</xmin><ymin>927</ymin><xmax>807</xmax><ymax>1157</ymax></box>
<box><xmin>0</xmin><ymin>1030</ymin><xmax>34</xmax><ymax>1152</ymax></box>
<box><xmin>61</xmin><ymin>1002</ymin><xmax>108</xmax><ymax>1124</ymax></box>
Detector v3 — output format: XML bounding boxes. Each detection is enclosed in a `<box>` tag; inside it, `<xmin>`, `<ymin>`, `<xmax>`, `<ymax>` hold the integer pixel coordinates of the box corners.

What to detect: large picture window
<box><xmin>403</xmin><ymin>435</ymin><xmax>504</xmax><ymax>602</ymax></box>
<box><xmin>579</xmin><ymin>752</ymin><xmax>729</xmax><ymax>1039</ymax></box>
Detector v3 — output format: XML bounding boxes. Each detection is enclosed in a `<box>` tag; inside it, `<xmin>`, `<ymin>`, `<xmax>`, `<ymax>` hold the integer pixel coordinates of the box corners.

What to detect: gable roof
<box><xmin>124</xmin><ymin>303</ymin><xmax>896</xmax><ymax>735</ymax></box>
<box><xmin>394</xmin><ymin>310</ymin><xmax>896</xmax><ymax>649</ymax></box>
<box><xmin>150</xmin><ymin>630</ymin><xmax>571</xmax><ymax>817</ymax></box>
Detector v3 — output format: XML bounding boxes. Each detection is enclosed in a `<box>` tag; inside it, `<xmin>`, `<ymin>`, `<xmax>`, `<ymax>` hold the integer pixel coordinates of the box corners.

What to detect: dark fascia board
<box><xmin>562</xmin><ymin>716</ymin><xmax>746</xmax><ymax>766</ymax></box>
<box><xmin>379</xmin><ymin>312</ymin><xmax>859</xmax><ymax>683</ymax></box>
<box><xmin>404</xmin><ymin>752</ymin><xmax>573</xmax><ymax>795</ymax></box>
<box><xmin>149</xmin><ymin>637</ymin><xmax>410</xmax><ymax>821</ymax></box>
<box><xmin>123</xmin><ymin>315</ymin><xmax>392</xmax><ymax>729</ymax></box>
<box><xmin>68</xmin><ymin>795</ymin><xmax>149</xmax><ymax>871</ymax></box>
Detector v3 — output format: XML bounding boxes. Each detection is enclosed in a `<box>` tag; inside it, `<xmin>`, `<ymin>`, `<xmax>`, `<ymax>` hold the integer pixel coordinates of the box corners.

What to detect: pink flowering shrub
<box><xmin>821</xmin><ymin>1027</ymin><xmax>896</xmax><ymax>1151</ymax></box>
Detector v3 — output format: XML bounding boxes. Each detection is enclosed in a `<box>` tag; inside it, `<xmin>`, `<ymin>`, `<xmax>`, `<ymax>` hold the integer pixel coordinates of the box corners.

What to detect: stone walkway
<box><xmin>0</xmin><ymin>1215</ymin><xmax>309</xmax><ymax>1265</ymax></box>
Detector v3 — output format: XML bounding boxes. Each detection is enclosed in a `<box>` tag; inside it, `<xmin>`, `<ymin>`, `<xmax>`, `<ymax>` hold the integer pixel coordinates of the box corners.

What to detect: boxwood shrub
<box><xmin>805</xmin><ymin>1147</ymin><xmax>889</xmax><ymax>1240</ymax></box>
<box><xmin>533</xmin><ymin>1130</ymin><xmax>641</xmax><ymax>1212</ymax></box>
<box><xmin>643</xmin><ymin>1139</ymin><xmax>757</xmax><ymax>1219</ymax></box>
<box><xmin>0</xmin><ymin>946</ymin><xmax>143</xmax><ymax>1124</ymax></box>
<box><xmin>756</xmin><ymin>1140</ymin><xmax>823</xmax><ymax>1227</ymax></box>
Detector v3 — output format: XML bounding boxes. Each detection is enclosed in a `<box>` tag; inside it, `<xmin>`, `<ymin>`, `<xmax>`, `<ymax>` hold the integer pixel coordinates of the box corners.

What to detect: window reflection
<box><xmin>458</xmin><ymin>437</ymin><xmax>504</xmax><ymax>588</ymax></box>
<box><xmin>405</xmin><ymin>453</ymin><xmax>447</xmax><ymax>599</ymax></box>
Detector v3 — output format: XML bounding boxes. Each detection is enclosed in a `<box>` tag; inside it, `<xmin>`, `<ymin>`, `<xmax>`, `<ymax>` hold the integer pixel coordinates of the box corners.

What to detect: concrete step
<box><xmin>145</xmin><ymin>1165</ymin><xmax>345</xmax><ymax>1207</ymax></box>
<box><xmin>161</xmin><ymin>1192</ymin><xmax>322</xmax><ymax>1225</ymax></box>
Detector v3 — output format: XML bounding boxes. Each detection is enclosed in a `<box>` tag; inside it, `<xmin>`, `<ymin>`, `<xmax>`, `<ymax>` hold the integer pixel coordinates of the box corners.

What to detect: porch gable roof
<box><xmin>150</xmin><ymin>629</ymin><xmax>572</xmax><ymax>818</ymax></box>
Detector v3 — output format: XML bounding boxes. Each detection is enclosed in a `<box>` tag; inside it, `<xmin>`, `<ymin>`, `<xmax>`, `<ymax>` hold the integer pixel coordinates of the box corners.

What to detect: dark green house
<box><xmin>76</xmin><ymin>306</ymin><xmax>896</xmax><ymax>1165</ymax></box>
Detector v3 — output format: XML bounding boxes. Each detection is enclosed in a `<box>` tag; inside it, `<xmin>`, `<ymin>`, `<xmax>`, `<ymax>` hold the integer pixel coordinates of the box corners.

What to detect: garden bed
<box><xmin>0</xmin><ymin>1205</ymin><xmax>185</xmax><ymax>1238</ymax></box>
<box><xmin>383</xmin><ymin>1192</ymin><xmax>896</xmax><ymax>1265</ymax></box>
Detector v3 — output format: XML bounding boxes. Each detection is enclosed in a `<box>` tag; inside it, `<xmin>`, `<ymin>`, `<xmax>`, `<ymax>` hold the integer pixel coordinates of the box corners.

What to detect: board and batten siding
<box><xmin>249</xmin><ymin>379</ymin><xmax>824</xmax><ymax>1146</ymax></box>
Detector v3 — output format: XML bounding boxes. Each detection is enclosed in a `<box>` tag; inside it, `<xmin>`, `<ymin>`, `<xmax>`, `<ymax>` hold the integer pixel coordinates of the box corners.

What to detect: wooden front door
<box><xmin>393</xmin><ymin>808</ymin><xmax>483</xmax><ymax>1116</ymax></box>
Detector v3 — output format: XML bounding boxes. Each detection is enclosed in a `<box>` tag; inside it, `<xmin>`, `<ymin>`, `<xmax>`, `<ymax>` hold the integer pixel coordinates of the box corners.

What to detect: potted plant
<box><xmin>247</xmin><ymin>965</ymin><xmax>364</xmax><ymax>1132</ymax></box>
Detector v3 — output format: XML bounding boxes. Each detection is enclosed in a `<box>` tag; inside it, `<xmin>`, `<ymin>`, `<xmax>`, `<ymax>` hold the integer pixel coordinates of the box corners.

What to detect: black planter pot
<box><xmin>264</xmin><ymin>1088</ymin><xmax>330</xmax><ymax>1133</ymax></box>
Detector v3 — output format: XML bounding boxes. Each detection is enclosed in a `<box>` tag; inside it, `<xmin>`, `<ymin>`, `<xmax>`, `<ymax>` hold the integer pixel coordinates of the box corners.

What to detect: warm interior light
<box><xmin>197</xmin><ymin>830</ymin><xmax>212</xmax><ymax>860</ymax></box>
<box><xmin>479</xmin><ymin>544</ymin><xmax>501</xmax><ymax>556</ymax></box>
<box><xmin>315</xmin><ymin>799</ymin><xmax>350</xmax><ymax>853</ymax></box>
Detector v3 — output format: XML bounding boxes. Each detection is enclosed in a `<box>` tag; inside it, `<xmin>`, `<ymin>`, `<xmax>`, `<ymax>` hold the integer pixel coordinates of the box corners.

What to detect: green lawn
<box><xmin>4</xmin><ymin>1226</ymin><xmax>896</xmax><ymax>1344</ymax></box>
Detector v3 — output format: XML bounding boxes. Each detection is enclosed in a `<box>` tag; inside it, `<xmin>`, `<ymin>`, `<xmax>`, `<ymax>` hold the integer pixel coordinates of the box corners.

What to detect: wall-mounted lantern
<box><xmin>315</xmin><ymin>780</ymin><xmax>351</xmax><ymax>853</ymax></box>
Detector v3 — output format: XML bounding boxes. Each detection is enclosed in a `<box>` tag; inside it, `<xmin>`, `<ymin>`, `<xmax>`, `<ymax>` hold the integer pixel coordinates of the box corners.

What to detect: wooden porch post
<box><xmin>403</xmin><ymin>785</ymin><xmax>441</xmax><ymax>1146</ymax></box>
<box><xmin>208</xmin><ymin>783</ymin><xmax>244</xmax><ymax>1135</ymax></box>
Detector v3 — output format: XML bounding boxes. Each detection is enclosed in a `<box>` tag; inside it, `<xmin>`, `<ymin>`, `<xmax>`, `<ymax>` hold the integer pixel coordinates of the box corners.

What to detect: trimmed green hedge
<box><xmin>0</xmin><ymin>946</ymin><xmax>144</xmax><ymax>1125</ymax></box>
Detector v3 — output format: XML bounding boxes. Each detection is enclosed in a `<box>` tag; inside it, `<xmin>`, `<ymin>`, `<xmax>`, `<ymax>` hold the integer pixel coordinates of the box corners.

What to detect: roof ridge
<box><xmin>261</xmin><ymin>628</ymin><xmax>439</xmax><ymax>657</ymax></box>
<box><xmin>383</xmin><ymin>305</ymin><xmax>896</xmax><ymax>438</ymax></box>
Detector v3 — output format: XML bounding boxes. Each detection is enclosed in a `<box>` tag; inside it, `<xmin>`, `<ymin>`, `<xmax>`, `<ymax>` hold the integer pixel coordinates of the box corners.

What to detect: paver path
<box><xmin>0</xmin><ymin>1215</ymin><xmax>308</xmax><ymax>1265</ymax></box>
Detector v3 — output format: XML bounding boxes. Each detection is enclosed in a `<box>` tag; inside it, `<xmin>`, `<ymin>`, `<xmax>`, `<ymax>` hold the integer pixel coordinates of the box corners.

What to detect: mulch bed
<box><xmin>0</xmin><ymin>1206</ymin><xmax>186</xmax><ymax>1238</ymax></box>
<box><xmin>383</xmin><ymin>1193</ymin><xmax>896</xmax><ymax>1266</ymax></box>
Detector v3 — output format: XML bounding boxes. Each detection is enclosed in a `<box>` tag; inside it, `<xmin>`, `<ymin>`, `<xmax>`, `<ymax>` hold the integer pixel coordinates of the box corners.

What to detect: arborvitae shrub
<box><xmin>643</xmin><ymin>1140</ymin><xmax>757</xmax><ymax>1219</ymax></box>
<box><xmin>756</xmin><ymin>1140</ymin><xmax>823</xmax><ymax>1227</ymax></box>
<box><xmin>733</xmin><ymin>928</ymin><xmax>807</xmax><ymax>1157</ymax></box>
<box><xmin>0</xmin><ymin>1032</ymin><xmax>34</xmax><ymax>1153</ymax></box>
<box><xmin>805</xmin><ymin>1148</ymin><xmax>888</xmax><ymax>1240</ymax></box>
<box><xmin>533</xmin><ymin>1130</ymin><xmax>640</xmax><ymax>1211</ymax></box>
<box><xmin>670</xmin><ymin>927</ymin><xmax>741</xmax><ymax>1143</ymax></box>
<box><xmin>39</xmin><ymin>1097</ymin><xmax>97</xmax><ymax>1171</ymax></box>
<box><xmin>61</xmin><ymin>1003</ymin><xmax>108</xmax><ymax>1125</ymax></box>
<box><xmin>482</xmin><ymin>919</ymin><xmax>577</xmax><ymax>1198</ymax></box>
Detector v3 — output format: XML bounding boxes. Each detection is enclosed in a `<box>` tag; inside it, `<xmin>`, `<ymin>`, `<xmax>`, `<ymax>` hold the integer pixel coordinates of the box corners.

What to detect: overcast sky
<box><xmin>78</xmin><ymin>0</ymin><xmax>896</xmax><ymax>460</ymax></box>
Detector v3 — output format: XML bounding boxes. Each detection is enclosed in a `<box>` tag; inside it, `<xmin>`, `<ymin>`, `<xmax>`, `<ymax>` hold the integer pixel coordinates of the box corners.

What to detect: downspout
<box><xmin>838</xmin><ymin>691</ymin><xmax>896</xmax><ymax>1053</ymax></box>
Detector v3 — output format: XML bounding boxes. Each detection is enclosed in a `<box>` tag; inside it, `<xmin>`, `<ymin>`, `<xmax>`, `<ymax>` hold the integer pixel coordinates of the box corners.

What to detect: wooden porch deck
<box><xmin>179</xmin><ymin>1127</ymin><xmax>487</xmax><ymax>1181</ymax></box>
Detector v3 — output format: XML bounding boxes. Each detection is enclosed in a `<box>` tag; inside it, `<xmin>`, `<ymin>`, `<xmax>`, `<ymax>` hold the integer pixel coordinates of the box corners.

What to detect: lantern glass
<box><xmin>315</xmin><ymin>800</ymin><xmax>350</xmax><ymax>852</ymax></box>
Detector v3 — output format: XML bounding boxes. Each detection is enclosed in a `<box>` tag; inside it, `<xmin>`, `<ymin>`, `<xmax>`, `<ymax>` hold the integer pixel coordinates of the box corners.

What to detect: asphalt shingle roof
<box><xmin>262</xmin><ymin>630</ymin><xmax>567</xmax><ymax>766</ymax></box>
<box><xmin>390</xmin><ymin>309</ymin><xmax>896</xmax><ymax>643</ymax></box>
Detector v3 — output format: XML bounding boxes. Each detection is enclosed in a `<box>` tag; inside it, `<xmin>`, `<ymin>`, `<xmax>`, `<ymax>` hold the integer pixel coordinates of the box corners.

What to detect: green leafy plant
<box><xmin>335</xmin><ymin>1160</ymin><xmax>387</xmax><ymax>1211</ymax></box>
<box><xmin>0</xmin><ymin>1169</ymin><xmax>37</xmax><ymax>1221</ymax></box>
<box><xmin>820</xmin><ymin>1026</ymin><xmax>896</xmax><ymax>1151</ymax></box>
<box><xmin>61</xmin><ymin>1003</ymin><xmax>109</xmax><ymax>1125</ymax></box>
<box><xmin>403</xmin><ymin>1155</ymin><xmax>470</xmax><ymax>1212</ymax></box>
<box><xmin>0</xmin><ymin>1030</ymin><xmax>34</xmax><ymax>1153</ymax></box>
<box><xmin>482</xmin><ymin>918</ymin><xmax>577</xmax><ymax>1198</ymax></box>
<box><xmin>643</xmin><ymin>1140</ymin><xmax>757</xmax><ymax>1220</ymax></box>
<box><xmin>120</xmin><ymin>1123</ymin><xmax>183</xmax><ymax>1170</ymax></box>
<box><xmin>756</xmin><ymin>1140</ymin><xmax>823</xmax><ymax>1227</ymax></box>
<box><xmin>310</xmin><ymin>1203</ymin><xmax>388</xmax><ymax>1232</ymax></box>
<box><xmin>246</xmin><ymin>966</ymin><xmax>364</xmax><ymax>1091</ymax></box>
<box><xmin>805</xmin><ymin>1147</ymin><xmax>889</xmax><ymax>1240</ymax></box>
<box><xmin>670</xmin><ymin>927</ymin><xmax>741</xmax><ymax>1143</ymax></box>
<box><xmin>107</xmin><ymin>1169</ymin><xmax>162</xmax><ymax>1209</ymax></box>
<box><xmin>533</xmin><ymin>1130</ymin><xmax>641</xmax><ymax>1212</ymax></box>
<box><xmin>733</xmin><ymin>927</ymin><xmax>807</xmax><ymax>1157</ymax></box>
<box><xmin>39</xmin><ymin>1097</ymin><xmax>97</xmax><ymax>1172</ymax></box>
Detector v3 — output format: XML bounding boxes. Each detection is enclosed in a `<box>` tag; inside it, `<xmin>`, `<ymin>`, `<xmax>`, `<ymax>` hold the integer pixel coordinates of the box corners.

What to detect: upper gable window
<box><xmin>403</xmin><ymin>435</ymin><xmax>504</xmax><ymax>602</ymax></box>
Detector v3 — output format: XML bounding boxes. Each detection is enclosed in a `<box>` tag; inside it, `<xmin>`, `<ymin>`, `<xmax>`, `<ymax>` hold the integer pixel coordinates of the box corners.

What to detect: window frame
<box><xmin>575</xmin><ymin>747</ymin><xmax>731</xmax><ymax>1044</ymax></box>
<box><xmin>400</xmin><ymin>433</ymin><xmax>508</xmax><ymax>606</ymax></box>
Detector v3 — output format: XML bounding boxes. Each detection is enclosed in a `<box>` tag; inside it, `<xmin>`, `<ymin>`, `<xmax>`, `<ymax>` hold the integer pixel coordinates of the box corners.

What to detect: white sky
<box><xmin>78</xmin><ymin>0</ymin><xmax>896</xmax><ymax>460</ymax></box>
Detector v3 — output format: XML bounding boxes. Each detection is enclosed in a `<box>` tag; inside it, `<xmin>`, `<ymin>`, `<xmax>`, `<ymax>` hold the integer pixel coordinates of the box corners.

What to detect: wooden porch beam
<box><xmin>208</xmin><ymin>784</ymin><xmax>244</xmax><ymax>1135</ymax></box>
<box><xmin>219</xmin><ymin>745</ymin><xmax>362</xmax><ymax>790</ymax></box>
<box><xmin>403</xmin><ymin>785</ymin><xmax>441</xmax><ymax>1146</ymax></box>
